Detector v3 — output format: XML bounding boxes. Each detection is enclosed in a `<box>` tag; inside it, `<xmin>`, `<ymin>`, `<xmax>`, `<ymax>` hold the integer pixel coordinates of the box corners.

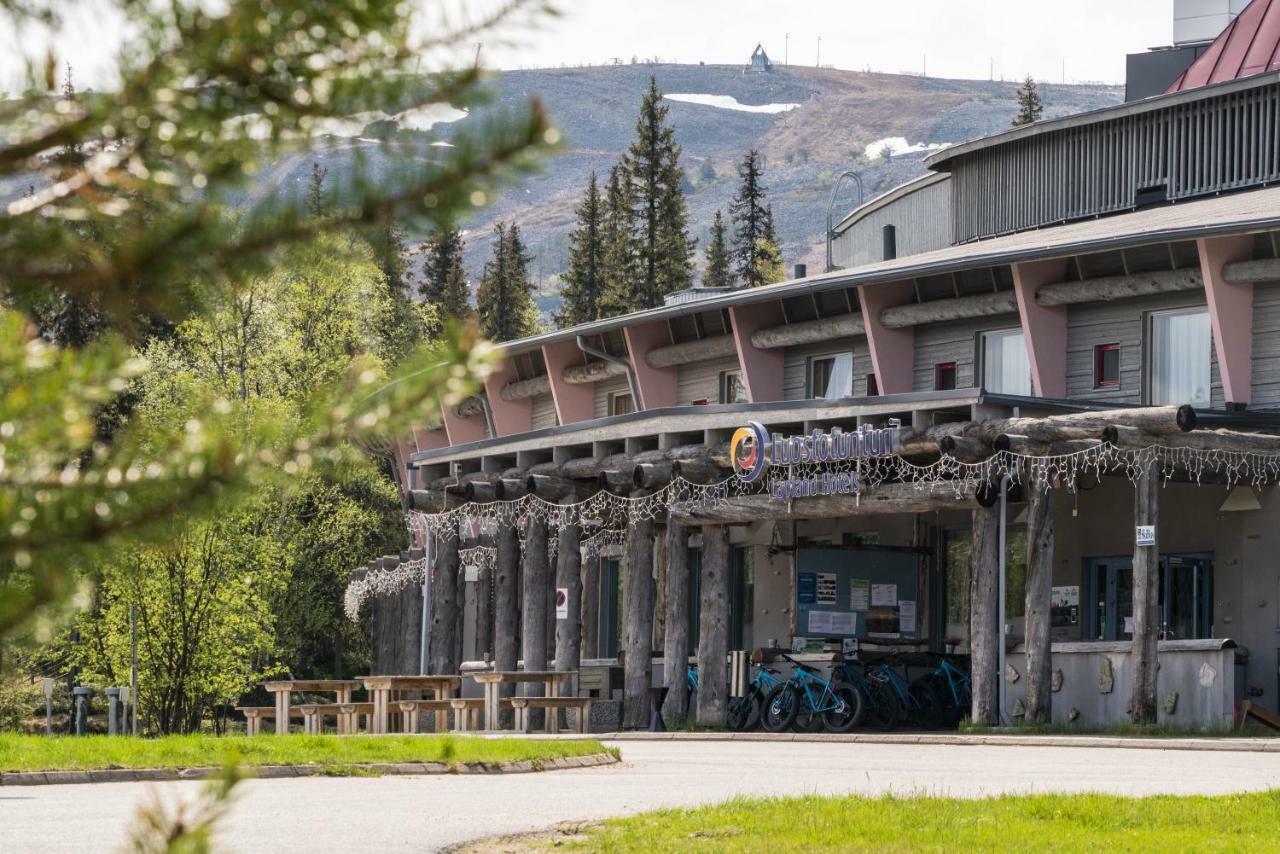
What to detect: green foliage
<box><xmin>477</xmin><ymin>222</ymin><xmax>540</xmax><ymax>341</ymax></box>
<box><xmin>0</xmin><ymin>0</ymin><xmax>552</xmax><ymax>640</ymax></box>
<box><xmin>1014</xmin><ymin>75</ymin><xmax>1045</xmax><ymax>126</ymax></box>
<box><xmin>129</xmin><ymin>761</ymin><xmax>244</xmax><ymax>854</ymax></box>
<box><xmin>597</xmin><ymin>162</ymin><xmax>640</xmax><ymax>318</ymax></box>
<box><xmin>555</xmin><ymin>171</ymin><xmax>607</xmax><ymax>327</ymax></box>
<box><xmin>703</xmin><ymin>210</ymin><xmax>732</xmax><ymax>289</ymax></box>
<box><xmin>730</xmin><ymin>147</ymin><xmax>771</xmax><ymax>288</ymax></box>
<box><xmin>420</xmin><ymin>224</ymin><xmax>473</xmax><ymax>325</ymax></box>
<box><xmin>751</xmin><ymin>238</ymin><xmax>785</xmax><ymax>287</ymax></box>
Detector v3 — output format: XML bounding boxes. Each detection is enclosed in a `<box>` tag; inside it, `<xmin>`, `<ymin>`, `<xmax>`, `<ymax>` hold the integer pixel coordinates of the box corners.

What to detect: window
<box><xmin>608</xmin><ymin>391</ymin><xmax>634</xmax><ymax>416</ymax></box>
<box><xmin>935</xmin><ymin>362</ymin><xmax>957</xmax><ymax>391</ymax></box>
<box><xmin>718</xmin><ymin>370</ymin><xmax>747</xmax><ymax>404</ymax></box>
<box><xmin>809</xmin><ymin>353</ymin><xmax>854</xmax><ymax>399</ymax></box>
<box><xmin>981</xmin><ymin>329</ymin><xmax>1032</xmax><ymax>395</ymax></box>
<box><xmin>1149</xmin><ymin>308</ymin><xmax>1211</xmax><ymax>406</ymax></box>
<box><xmin>1094</xmin><ymin>343</ymin><xmax>1120</xmax><ymax>388</ymax></box>
<box><xmin>866</xmin><ymin>373</ymin><xmax>879</xmax><ymax>396</ymax></box>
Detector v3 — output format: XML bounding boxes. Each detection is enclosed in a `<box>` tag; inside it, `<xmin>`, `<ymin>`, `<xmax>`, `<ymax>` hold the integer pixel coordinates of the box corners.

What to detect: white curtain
<box><xmin>823</xmin><ymin>353</ymin><xmax>854</xmax><ymax>398</ymax></box>
<box><xmin>1151</xmin><ymin>310</ymin><xmax>1210</xmax><ymax>406</ymax></box>
<box><xmin>983</xmin><ymin>330</ymin><xmax>1032</xmax><ymax>395</ymax></box>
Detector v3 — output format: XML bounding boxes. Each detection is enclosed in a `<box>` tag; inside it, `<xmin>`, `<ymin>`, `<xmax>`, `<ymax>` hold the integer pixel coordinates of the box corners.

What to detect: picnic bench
<box><xmin>362</xmin><ymin>675</ymin><xmax>462</xmax><ymax>734</ymax></box>
<box><xmin>510</xmin><ymin>696</ymin><xmax>593</xmax><ymax>734</ymax></box>
<box><xmin>236</xmin><ymin>706</ymin><xmax>305</xmax><ymax>736</ymax></box>
<box><xmin>298</xmin><ymin>702</ymin><xmax>375</xmax><ymax>735</ymax></box>
<box><xmin>470</xmin><ymin>671</ymin><xmax>579</xmax><ymax>732</ymax></box>
<box><xmin>263</xmin><ymin>680</ymin><xmax>362</xmax><ymax>735</ymax></box>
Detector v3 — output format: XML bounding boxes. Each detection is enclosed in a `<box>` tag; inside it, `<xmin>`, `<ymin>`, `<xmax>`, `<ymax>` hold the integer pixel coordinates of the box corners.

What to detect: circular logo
<box><xmin>730</xmin><ymin>421</ymin><xmax>769</xmax><ymax>483</ymax></box>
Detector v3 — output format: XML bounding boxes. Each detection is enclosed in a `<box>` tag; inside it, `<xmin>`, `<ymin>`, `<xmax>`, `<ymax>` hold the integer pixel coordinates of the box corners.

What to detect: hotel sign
<box><xmin>730</xmin><ymin>420</ymin><xmax>900</xmax><ymax>501</ymax></box>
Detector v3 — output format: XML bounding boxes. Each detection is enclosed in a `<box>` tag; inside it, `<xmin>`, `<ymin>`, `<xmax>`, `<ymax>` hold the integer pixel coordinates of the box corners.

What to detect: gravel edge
<box><xmin>0</xmin><ymin>751</ymin><xmax>619</xmax><ymax>787</ymax></box>
<box><xmin>587</xmin><ymin>731</ymin><xmax>1280</xmax><ymax>752</ymax></box>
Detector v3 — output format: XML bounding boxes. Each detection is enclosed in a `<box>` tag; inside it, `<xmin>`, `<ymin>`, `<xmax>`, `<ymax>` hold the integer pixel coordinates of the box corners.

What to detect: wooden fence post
<box><xmin>622</xmin><ymin>516</ymin><xmax>656</xmax><ymax>729</ymax></box>
<box><xmin>661</xmin><ymin>521</ymin><xmax>690</xmax><ymax>727</ymax></box>
<box><xmin>1024</xmin><ymin>481</ymin><xmax>1054</xmax><ymax>723</ymax></box>
<box><xmin>1131</xmin><ymin>454</ymin><xmax>1160</xmax><ymax>724</ymax></box>
<box><xmin>969</xmin><ymin>504</ymin><xmax>1000</xmax><ymax>726</ymax></box>
<box><xmin>695</xmin><ymin>524</ymin><xmax>730</xmax><ymax>726</ymax></box>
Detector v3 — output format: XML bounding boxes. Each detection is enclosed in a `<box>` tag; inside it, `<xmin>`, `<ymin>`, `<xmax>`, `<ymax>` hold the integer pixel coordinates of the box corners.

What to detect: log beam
<box><xmin>500</xmin><ymin>374</ymin><xmax>551</xmax><ymax>402</ymax></box>
<box><xmin>750</xmin><ymin>312</ymin><xmax>865</xmax><ymax>349</ymax></box>
<box><xmin>1104</xmin><ymin>424</ymin><xmax>1280</xmax><ymax>454</ymax></box>
<box><xmin>670</xmin><ymin>482</ymin><xmax>977</xmax><ymax>524</ymax></box>
<box><xmin>1035</xmin><ymin>267</ymin><xmax>1203</xmax><ymax>307</ymax></box>
<box><xmin>645</xmin><ymin>334</ymin><xmax>737</xmax><ymax>370</ymax></box>
<box><xmin>882</xmin><ymin>291</ymin><xmax>1017</xmax><ymax>329</ymax></box>
<box><xmin>564</xmin><ymin>358</ymin><xmax>629</xmax><ymax>385</ymax></box>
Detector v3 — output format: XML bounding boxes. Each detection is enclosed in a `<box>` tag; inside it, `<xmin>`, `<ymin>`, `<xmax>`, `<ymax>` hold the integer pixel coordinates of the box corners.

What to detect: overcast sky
<box><xmin>2</xmin><ymin>0</ymin><xmax>1176</xmax><ymax>93</ymax></box>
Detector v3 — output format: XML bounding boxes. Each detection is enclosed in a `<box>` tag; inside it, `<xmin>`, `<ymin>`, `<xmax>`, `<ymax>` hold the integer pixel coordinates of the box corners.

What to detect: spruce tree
<box><xmin>730</xmin><ymin>148</ymin><xmax>770</xmax><ymax>288</ymax></box>
<box><xmin>703</xmin><ymin>210</ymin><xmax>733</xmax><ymax>289</ymax></box>
<box><xmin>597</xmin><ymin>162</ymin><xmax>638</xmax><ymax>318</ymax></box>
<box><xmin>477</xmin><ymin>222</ymin><xmax>538</xmax><ymax>341</ymax></box>
<box><xmin>1013</xmin><ymin>76</ymin><xmax>1044</xmax><ymax>126</ymax></box>
<box><xmin>752</xmin><ymin>237</ymin><xmax>785</xmax><ymax>286</ymax></box>
<box><xmin>556</xmin><ymin>171</ymin><xmax>607</xmax><ymax>327</ymax></box>
<box><xmin>624</xmin><ymin>76</ymin><xmax>694</xmax><ymax>308</ymax></box>
<box><xmin>439</xmin><ymin>256</ymin><xmax>473</xmax><ymax>322</ymax></box>
<box><xmin>306</xmin><ymin>161</ymin><xmax>329</xmax><ymax>218</ymax></box>
<box><xmin>421</xmin><ymin>224</ymin><xmax>471</xmax><ymax>320</ymax></box>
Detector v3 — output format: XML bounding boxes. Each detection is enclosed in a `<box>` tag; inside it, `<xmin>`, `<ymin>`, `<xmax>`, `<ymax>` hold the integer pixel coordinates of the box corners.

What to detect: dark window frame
<box><xmin>1094</xmin><ymin>342</ymin><xmax>1121</xmax><ymax>388</ymax></box>
<box><xmin>935</xmin><ymin>361</ymin><xmax>958</xmax><ymax>391</ymax></box>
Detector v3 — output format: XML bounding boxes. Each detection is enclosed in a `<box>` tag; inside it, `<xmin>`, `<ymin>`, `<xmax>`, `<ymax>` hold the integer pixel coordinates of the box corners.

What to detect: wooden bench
<box><xmin>396</xmin><ymin>698</ymin><xmax>507</xmax><ymax>733</ymax></box>
<box><xmin>297</xmin><ymin>702</ymin><xmax>374</xmax><ymax>735</ymax></box>
<box><xmin>236</xmin><ymin>706</ymin><xmax>308</xmax><ymax>736</ymax></box>
<box><xmin>509</xmin><ymin>696</ymin><xmax>593</xmax><ymax>734</ymax></box>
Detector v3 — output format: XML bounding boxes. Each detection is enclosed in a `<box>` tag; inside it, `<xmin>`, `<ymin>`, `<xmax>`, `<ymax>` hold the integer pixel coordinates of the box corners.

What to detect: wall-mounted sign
<box><xmin>1135</xmin><ymin>525</ymin><xmax>1156</xmax><ymax>547</ymax></box>
<box><xmin>1051</xmin><ymin>585</ymin><xmax>1080</xmax><ymax>627</ymax></box>
<box><xmin>555</xmin><ymin>588</ymin><xmax>568</xmax><ymax>620</ymax></box>
<box><xmin>730</xmin><ymin>420</ymin><xmax>900</xmax><ymax>501</ymax></box>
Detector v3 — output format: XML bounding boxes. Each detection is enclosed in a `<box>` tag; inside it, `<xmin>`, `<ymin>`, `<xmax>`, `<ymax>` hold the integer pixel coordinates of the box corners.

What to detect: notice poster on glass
<box><xmin>849</xmin><ymin>579</ymin><xmax>871</xmax><ymax>611</ymax></box>
<box><xmin>871</xmin><ymin>583</ymin><xmax>897</xmax><ymax>608</ymax></box>
<box><xmin>797</xmin><ymin>572</ymin><xmax>817</xmax><ymax>604</ymax></box>
<box><xmin>816</xmin><ymin>573</ymin><xmax>838</xmax><ymax>605</ymax></box>
<box><xmin>808</xmin><ymin>610</ymin><xmax>857</xmax><ymax>635</ymax></box>
<box><xmin>898</xmin><ymin>600</ymin><xmax>917</xmax><ymax>633</ymax></box>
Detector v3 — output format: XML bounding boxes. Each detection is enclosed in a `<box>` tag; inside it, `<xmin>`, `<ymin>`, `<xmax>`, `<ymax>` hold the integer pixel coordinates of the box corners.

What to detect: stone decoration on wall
<box><xmin>1068</xmin><ymin>706</ymin><xmax>1080</xmax><ymax>721</ymax></box>
<box><xmin>1051</xmin><ymin>668</ymin><xmax>1063</xmax><ymax>693</ymax></box>
<box><xmin>1012</xmin><ymin>698</ymin><xmax>1026</xmax><ymax>718</ymax></box>
<box><xmin>1099</xmin><ymin>657</ymin><xmax>1114</xmax><ymax>694</ymax></box>
<box><xmin>1198</xmin><ymin>662</ymin><xmax>1217</xmax><ymax>687</ymax></box>
<box><xmin>1005</xmin><ymin>663</ymin><xmax>1020</xmax><ymax>683</ymax></box>
<box><xmin>1163</xmin><ymin>691</ymin><xmax>1179</xmax><ymax>714</ymax></box>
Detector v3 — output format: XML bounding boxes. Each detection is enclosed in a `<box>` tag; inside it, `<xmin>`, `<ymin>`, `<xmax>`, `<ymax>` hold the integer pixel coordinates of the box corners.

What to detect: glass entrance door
<box><xmin>1084</xmin><ymin>554</ymin><xmax>1213</xmax><ymax>641</ymax></box>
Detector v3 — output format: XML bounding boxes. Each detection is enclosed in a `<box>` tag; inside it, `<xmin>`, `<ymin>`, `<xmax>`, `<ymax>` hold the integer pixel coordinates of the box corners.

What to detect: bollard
<box><xmin>119</xmin><ymin>686</ymin><xmax>131</xmax><ymax>736</ymax></box>
<box><xmin>43</xmin><ymin>678</ymin><xmax>54</xmax><ymax>736</ymax></box>
<box><xmin>105</xmin><ymin>687</ymin><xmax>122</xmax><ymax>736</ymax></box>
<box><xmin>72</xmin><ymin>686</ymin><xmax>93</xmax><ymax>736</ymax></box>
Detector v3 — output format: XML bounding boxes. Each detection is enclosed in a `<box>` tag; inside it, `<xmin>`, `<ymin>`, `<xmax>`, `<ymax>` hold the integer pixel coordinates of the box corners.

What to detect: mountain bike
<box><xmin>761</xmin><ymin>654</ymin><xmax>863</xmax><ymax>734</ymax></box>
<box><xmin>726</xmin><ymin>664</ymin><xmax>786</xmax><ymax>732</ymax></box>
<box><xmin>913</xmin><ymin>656</ymin><xmax>971</xmax><ymax>728</ymax></box>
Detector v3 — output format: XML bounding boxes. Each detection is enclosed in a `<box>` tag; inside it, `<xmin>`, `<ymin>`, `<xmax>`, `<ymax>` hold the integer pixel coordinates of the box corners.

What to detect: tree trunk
<box><xmin>653</xmin><ymin>527</ymin><xmax>668</xmax><ymax>652</ymax></box>
<box><xmin>554</xmin><ymin>523</ymin><xmax>583</xmax><ymax>672</ymax></box>
<box><xmin>521</xmin><ymin>515</ymin><xmax>551</xmax><ymax>727</ymax></box>
<box><xmin>622</xmin><ymin>517</ymin><xmax>656</xmax><ymax>729</ymax></box>
<box><xmin>696</xmin><ymin>525</ymin><xmax>730</xmax><ymax>727</ymax></box>
<box><xmin>493</xmin><ymin>523</ymin><xmax>520</xmax><ymax>726</ymax></box>
<box><xmin>661</xmin><ymin>522</ymin><xmax>691</xmax><ymax>728</ymax></box>
<box><xmin>1023</xmin><ymin>483</ymin><xmax>1054</xmax><ymax>724</ymax></box>
<box><xmin>969</xmin><ymin>504</ymin><xmax>1000</xmax><ymax>726</ymax></box>
<box><xmin>1130</xmin><ymin>455</ymin><xmax>1161</xmax><ymax>725</ymax></box>
<box><xmin>474</xmin><ymin>561</ymin><xmax>493</xmax><ymax>661</ymax></box>
<box><xmin>581</xmin><ymin>552</ymin><xmax>600</xmax><ymax>659</ymax></box>
<box><xmin>429</xmin><ymin>530</ymin><xmax>459</xmax><ymax>676</ymax></box>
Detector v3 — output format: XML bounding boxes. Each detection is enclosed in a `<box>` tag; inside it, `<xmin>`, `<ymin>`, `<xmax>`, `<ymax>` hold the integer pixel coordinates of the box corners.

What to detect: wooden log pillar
<box><xmin>554</xmin><ymin>518</ymin><xmax>584</xmax><ymax>674</ymax></box>
<box><xmin>474</xmin><ymin>555</ymin><xmax>494</xmax><ymax>662</ymax></box>
<box><xmin>660</xmin><ymin>521</ymin><xmax>691</xmax><ymax>728</ymax></box>
<box><xmin>622</xmin><ymin>516</ymin><xmax>656</xmax><ymax>729</ymax></box>
<box><xmin>521</xmin><ymin>515</ymin><xmax>551</xmax><ymax>728</ymax></box>
<box><xmin>695</xmin><ymin>525</ymin><xmax>730</xmax><ymax>727</ymax></box>
<box><xmin>429</xmin><ymin>527</ymin><xmax>460</xmax><ymax>676</ymax></box>
<box><xmin>581</xmin><ymin>551</ymin><xmax>600</xmax><ymax>659</ymax></box>
<box><xmin>400</xmin><ymin>549</ymin><xmax>425</xmax><ymax>675</ymax></box>
<box><xmin>493</xmin><ymin>521</ymin><xmax>520</xmax><ymax>724</ymax></box>
<box><xmin>1130</xmin><ymin>455</ymin><xmax>1160</xmax><ymax>725</ymax></box>
<box><xmin>653</xmin><ymin>527</ymin><xmax>668</xmax><ymax>652</ymax></box>
<box><xmin>969</xmin><ymin>504</ymin><xmax>1000</xmax><ymax>726</ymax></box>
<box><xmin>1023</xmin><ymin>481</ymin><xmax>1054</xmax><ymax>724</ymax></box>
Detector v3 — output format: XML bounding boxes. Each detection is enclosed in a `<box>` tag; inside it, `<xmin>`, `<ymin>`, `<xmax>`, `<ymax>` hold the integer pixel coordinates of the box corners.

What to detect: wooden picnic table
<box><xmin>361</xmin><ymin>675</ymin><xmax>462</xmax><ymax>734</ymax></box>
<box><xmin>470</xmin><ymin>671</ymin><xmax>577</xmax><ymax>732</ymax></box>
<box><xmin>263</xmin><ymin>680</ymin><xmax>361</xmax><ymax>735</ymax></box>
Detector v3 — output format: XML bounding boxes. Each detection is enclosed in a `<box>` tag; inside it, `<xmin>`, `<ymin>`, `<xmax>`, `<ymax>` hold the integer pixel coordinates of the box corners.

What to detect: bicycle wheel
<box><xmin>864</xmin><ymin>679</ymin><xmax>900</xmax><ymax>731</ymax></box>
<box><xmin>822</xmin><ymin>685</ymin><xmax>864</xmax><ymax>734</ymax></box>
<box><xmin>761</xmin><ymin>684</ymin><xmax>798</xmax><ymax>732</ymax></box>
<box><xmin>793</xmin><ymin>701</ymin><xmax>823</xmax><ymax>733</ymax></box>
<box><xmin>909</xmin><ymin>679</ymin><xmax>946</xmax><ymax>730</ymax></box>
<box><xmin>726</xmin><ymin>690</ymin><xmax>761</xmax><ymax>732</ymax></box>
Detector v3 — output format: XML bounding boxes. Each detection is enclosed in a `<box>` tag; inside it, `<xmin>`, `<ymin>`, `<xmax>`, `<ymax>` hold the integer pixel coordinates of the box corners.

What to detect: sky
<box><xmin>1</xmin><ymin>0</ymin><xmax>1177</xmax><ymax>93</ymax></box>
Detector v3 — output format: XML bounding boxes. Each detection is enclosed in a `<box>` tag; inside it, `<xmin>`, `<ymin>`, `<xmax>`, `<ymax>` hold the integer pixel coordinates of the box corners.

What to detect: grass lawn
<box><xmin>543</xmin><ymin>790</ymin><xmax>1280</xmax><ymax>852</ymax></box>
<box><xmin>0</xmin><ymin>733</ymin><xmax>613</xmax><ymax>773</ymax></box>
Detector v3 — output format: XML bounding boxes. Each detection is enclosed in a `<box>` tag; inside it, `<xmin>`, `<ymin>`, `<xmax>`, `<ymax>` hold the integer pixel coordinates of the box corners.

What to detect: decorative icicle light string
<box><xmin>347</xmin><ymin>440</ymin><xmax>1280</xmax><ymax>617</ymax></box>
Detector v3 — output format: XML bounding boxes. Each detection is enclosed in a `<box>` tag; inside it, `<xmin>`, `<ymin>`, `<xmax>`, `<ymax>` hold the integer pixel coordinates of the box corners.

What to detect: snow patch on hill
<box><xmin>665</xmin><ymin>93</ymin><xmax>800</xmax><ymax>114</ymax></box>
<box><xmin>862</xmin><ymin>136</ymin><xmax>950</xmax><ymax>159</ymax></box>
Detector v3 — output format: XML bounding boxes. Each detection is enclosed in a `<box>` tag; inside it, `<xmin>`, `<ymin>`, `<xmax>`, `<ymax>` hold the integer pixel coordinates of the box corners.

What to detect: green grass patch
<box><xmin>544</xmin><ymin>790</ymin><xmax>1280</xmax><ymax>852</ymax></box>
<box><xmin>0</xmin><ymin>733</ymin><xmax>613</xmax><ymax>773</ymax></box>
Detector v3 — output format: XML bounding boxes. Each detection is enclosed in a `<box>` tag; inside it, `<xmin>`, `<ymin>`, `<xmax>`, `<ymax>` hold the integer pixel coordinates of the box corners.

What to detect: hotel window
<box><xmin>718</xmin><ymin>369</ymin><xmax>748</xmax><ymax>404</ymax></box>
<box><xmin>935</xmin><ymin>362</ymin><xmax>957</xmax><ymax>391</ymax></box>
<box><xmin>981</xmin><ymin>329</ymin><xmax>1032</xmax><ymax>396</ymax></box>
<box><xmin>866</xmin><ymin>372</ymin><xmax>879</xmax><ymax>396</ymax></box>
<box><xmin>1094</xmin><ymin>343</ymin><xmax>1120</xmax><ymax>388</ymax></box>
<box><xmin>808</xmin><ymin>353</ymin><xmax>854</xmax><ymax>399</ymax></box>
<box><xmin>1149</xmin><ymin>308</ymin><xmax>1211</xmax><ymax>406</ymax></box>
<box><xmin>608</xmin><ymin>391</ymin><xmax>634</xmax><ymax>416</ymax></box>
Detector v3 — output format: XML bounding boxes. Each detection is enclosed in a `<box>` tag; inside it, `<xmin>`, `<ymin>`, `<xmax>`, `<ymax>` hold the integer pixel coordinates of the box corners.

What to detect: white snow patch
<box><xmin>396</xmin><ymin>103</ymin><xmax>468</xmax><ymax>131</ymax></box>
<box><xmin>430</xmin><ymin>140</ymin><xmax>454</xmax><ymax>148</ymax></box>
<box><xmin>863</xmin><ymin>136</ymin><xmax>950</xmax><ymax>160</ymax></box>
<box><xmin>665</xmin><ymin>93</ymin><xmax>799</xmax><ymax>114</ymax></box>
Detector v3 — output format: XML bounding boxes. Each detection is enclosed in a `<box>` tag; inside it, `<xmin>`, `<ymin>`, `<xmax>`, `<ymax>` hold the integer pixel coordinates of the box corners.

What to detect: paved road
<box><xmin>4</xmin><ymin>740</ymin><xmax>1279</xmax><ymax>853</ymax></box>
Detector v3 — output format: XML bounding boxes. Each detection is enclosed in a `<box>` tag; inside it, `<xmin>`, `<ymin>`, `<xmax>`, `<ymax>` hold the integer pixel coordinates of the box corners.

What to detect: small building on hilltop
<box><xmin>748</xmin><ymin>43</ymin><xmax>772</xmax><ymax>73</ymax></box>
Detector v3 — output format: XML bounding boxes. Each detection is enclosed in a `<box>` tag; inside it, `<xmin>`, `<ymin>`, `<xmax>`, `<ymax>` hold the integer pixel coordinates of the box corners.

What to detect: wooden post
<box><xmin>429</xmin><ymin>528</ymin><xmax>460</xmax><ymax>676</ymax></box>
<box><xmin>653</xmin><ymin>526</ymin><xmax>668</xmax><ymax>652</ymax></box>
<box><xmin>622</xmin><ymin>516</ymin><xmax>656</xmax><ymax>729</ymax></box>
<box><xmin>661</xmin><ymin>521</ymin><xmax>691</xmax><ymax>727</ymax></box>
<box><xmin>969</xmin><ymin>504</ymin><xmax>1000</xmax><ymax>726</ymax></box>
<box><xmin>521</xmin><ymin>515</ymin><xmax>551</xmax><ymax>728</ymax></box>
<box><xmin>493</xmin><ymin>521</ymin><xmax>520</xmax><ymax>726</ymax></box>
<box><xmin>554</xmin><ymin>518</ymin><xmax>583</xmax><ymax>673</ymax></box>
<box><xmin>581</xmin><ymin>551</ymin><xmax>600</xmax><ymax>659</ymax></box>
<box><xmin>696</xmin><ymin>525</ymin><xmax>730</xmax><ymax>726</ymax></box>
<box><xmin>1023</xmin><ymin>481</ymin><xmax>1054</xmax><ymax>724</ymax></box>
<box><xmin>1131</xmin><ymin>455</ymin><xmax>1160</xmax><ymax>725</ymax></box>
<box><xmin>474</xmin><ymin>560</ymin><xmax>493</xmax><ymax>662</ymax></box>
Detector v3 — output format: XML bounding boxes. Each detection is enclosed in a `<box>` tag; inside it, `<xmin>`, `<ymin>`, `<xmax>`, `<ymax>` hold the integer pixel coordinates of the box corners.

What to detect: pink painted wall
<box><xmin>623</xmin><ymin>320</ymin><xmax>678</xmax><ymax>409</ymax></box>
<box><xmin>729</xmin><ymin>303</ymin><xmax>786</xmax><ymax>402</ymax></box>
<box><xmin>541</xmin><ymin>339</ymin><xmax>595</xmax><ymax>424</ymax></box>
<box><xmin>857</xmin><ymin>281</ymin><xmax>916</xmax><ymax>394</ymax></box>
<box><xmin>412</xmin><ymin>425</ymin><xmax>449</xmax><ymax>453</ymax></box>
<box><xmin>1012</xmin><ymin>258</ymin><xmax>1069</xmax><ymax>398</ymax></box>
<box><xmin>1199</xmin><ymin>235</ymin><xmax>1257</xmax><ymax>405</ymax></box>
<box><xmin>482</xmin><ymin>358</ymin><xmax>533</xmax><ymax>436</ymax></box>
<box><xmin>440</xmin><ymin>401</ymin><xmax>487</xmax><ymax>446</ymax></box>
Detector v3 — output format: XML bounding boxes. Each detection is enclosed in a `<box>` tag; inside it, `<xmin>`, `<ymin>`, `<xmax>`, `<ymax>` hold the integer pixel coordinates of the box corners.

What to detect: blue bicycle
<box><xmin>761</xmin><ymin>654</ymin><xmax>863</xmax><ymax>733</ymax></box>
<box><xmin>726</xmin><ymin>664</ymin><xmax>787</xmax><ymax>732</ymax></box>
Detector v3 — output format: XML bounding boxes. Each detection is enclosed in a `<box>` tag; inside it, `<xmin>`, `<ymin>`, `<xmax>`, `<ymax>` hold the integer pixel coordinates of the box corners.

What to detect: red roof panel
<box><xmin>1166</xmin><ymin>0</ymin><xmax>1280</xmax><ymax>93</ymax></box>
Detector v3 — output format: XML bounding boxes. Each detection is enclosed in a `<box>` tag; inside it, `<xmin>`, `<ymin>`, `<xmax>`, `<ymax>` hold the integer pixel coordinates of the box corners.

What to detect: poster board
<box><xmin>794</xmin><ymin>548</ymin><xmax>920</xmax><ymax>640</ymax></box>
